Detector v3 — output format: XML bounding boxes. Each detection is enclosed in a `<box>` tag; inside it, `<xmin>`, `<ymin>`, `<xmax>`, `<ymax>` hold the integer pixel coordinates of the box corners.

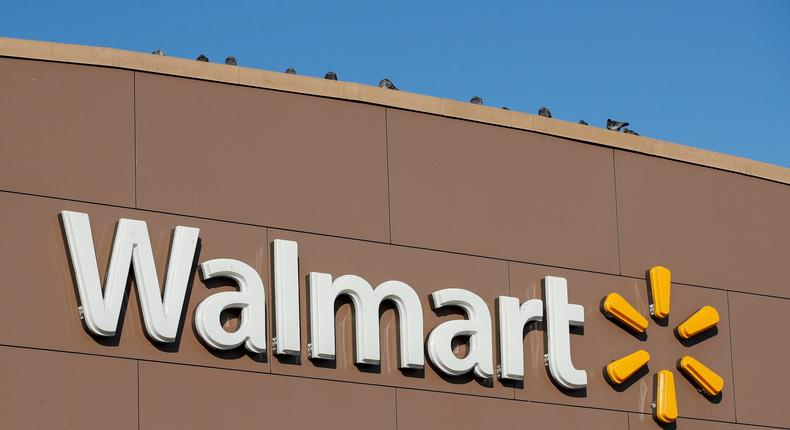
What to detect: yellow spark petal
<box><xmin>655</xmin><ymin>370</ymin><xmax>678</xmax><ymax>424</ymax></box>
<box><xmin>676</xmin><ymin>305</ymin><xmax>719</xmax><ymax>339</ymax></box>
<box><xmin>606</xmin><ymin>349</ymin><xmax>650</xmax><ymax>384</ymax></box>
<box><xmin>679</xmin><ymin>355</ymin><xmax>724</xmax><ymax>396</ymax></box>
<box><xmin>602</xmin><ymin>293</ymin><xmax>649</xmax><ymax>333</ymax></box>
<box><xmin>649</xmin><ymin>266</ymin><xmax>671</xmax><ymax>319</ymax></box>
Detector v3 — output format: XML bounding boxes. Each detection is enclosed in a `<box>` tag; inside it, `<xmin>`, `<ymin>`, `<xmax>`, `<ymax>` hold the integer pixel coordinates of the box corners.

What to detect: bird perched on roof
<box><xmin>324</xmin><ymin>71</ymin><xmax>337</xmax><ymax>80</ymax></box>
<box><xmin>606</xmin><ymin>119</ymin><xmax>629</xmax><ymax>131</ymax></box>
<box><xmin>578</xmin><ymin>120</ymin><xmax>589</xmax><ymax>125</ymax></box>
<box><xmin>151</xmin><ymin>49</ymin><xmax>166</xmax><ymax>56</ymax></box>
<box><xmin>285</xmin><ymin>67</ymin><xmax>296</xmax><ymax>74</ymax></box>
<box><xmin>378</xmin><ymin>78</ymin><xmax>398</xmax><ymax>90</ymax></box>
<box><xmin>538</xmin><ymin>107</ymin><xmax>552</xmax><ymax>118</ymax></box>
<box><xmin>225</xmin><ymin>56</ymin><xmax>237</xmax><ymax>66</ymax></box>
<box><xmin>196</xmin><ymin>54</ymin><xmax>209</xmax><ymax>62</ymax></box>
<box><xmin>622</xmin><ymin>128</ymin><xmax>640</xmax><ymax>136</ymax></box>
<box><xmin>470</xmin><ymin>96</ymin><xmax>483</xmax><ymax>105</ymax></box>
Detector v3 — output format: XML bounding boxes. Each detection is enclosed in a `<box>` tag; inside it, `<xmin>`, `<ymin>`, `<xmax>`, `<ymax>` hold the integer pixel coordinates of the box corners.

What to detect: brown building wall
<box><xmin>1</xmin><ymin>54</ymin><xmax>789</xmax><ymax>429</ymax></box>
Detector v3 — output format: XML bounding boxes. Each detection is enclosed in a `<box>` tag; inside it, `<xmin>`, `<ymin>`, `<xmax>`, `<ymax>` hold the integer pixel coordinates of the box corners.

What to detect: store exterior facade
<box><xmin>1</xmin><ymin>37</ymin><xmax>789</xmax><ymax>429</ymax></box>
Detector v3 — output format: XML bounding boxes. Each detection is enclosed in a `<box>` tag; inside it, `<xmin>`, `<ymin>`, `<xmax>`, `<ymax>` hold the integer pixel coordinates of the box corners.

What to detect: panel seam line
<box><xmin>137</xmin><ymin>360</ymin><xmax>141</xmax><ymax>430</ymax></box>
<box><xmin>133</xmin><ymin>71</ymin><xmax>138</xmax><ymax>209</ymax></box>
<box><xmin>611</xmin><ymin>149</ymin><xmax>623</xmax><ymax>275</ymax></box>
<box><xmin>726</xmin><ymin>291</ymin><xmax>738</xmax><ymax>423</ymax></box>
<box><xmin>384</xmin><ymin>108</ymin><xmax>393</xmax><ymax>243</ymax></box>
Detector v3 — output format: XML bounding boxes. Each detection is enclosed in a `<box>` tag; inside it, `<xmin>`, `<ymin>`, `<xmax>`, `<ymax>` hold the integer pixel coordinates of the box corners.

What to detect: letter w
<box><xmin>60</xmin><ymin>211</ymin><xmax>199</xmax><ymax>342</ymax></box>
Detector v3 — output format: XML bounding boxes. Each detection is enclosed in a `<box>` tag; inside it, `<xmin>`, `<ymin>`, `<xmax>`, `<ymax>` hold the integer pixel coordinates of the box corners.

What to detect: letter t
<box><xmin>544</xmin><ymin>276</ymin><xmax>587</xmax><ymax>389</ymax></box>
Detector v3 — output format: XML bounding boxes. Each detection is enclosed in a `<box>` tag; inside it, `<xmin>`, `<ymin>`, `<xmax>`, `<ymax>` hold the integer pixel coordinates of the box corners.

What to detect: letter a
<box><xmin>195</xmin><ymin>259</ymin><xmax>267</xmax><ymax>353</ymax></box>
<box><xmin>427</xmin><ymin>288</ymin><xmax>493</xmax><ymax>379</ymax></box>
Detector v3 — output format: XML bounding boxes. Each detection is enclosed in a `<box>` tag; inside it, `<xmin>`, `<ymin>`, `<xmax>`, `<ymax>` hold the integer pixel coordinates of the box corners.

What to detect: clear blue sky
<box><xmin>3</xmin><ymin>1</ymin><xmax>789</xmax><ymax>167</ymax></box>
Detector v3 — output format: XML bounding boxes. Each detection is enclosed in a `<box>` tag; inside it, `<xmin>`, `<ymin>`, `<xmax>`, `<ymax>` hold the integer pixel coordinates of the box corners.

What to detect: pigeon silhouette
<box><xmin>324</xmin><ymin>71</ymin><xmax>338</xmax><ymax>80</ymax></box>
<box><xmin>606</xmin><ymin>119</ymin><xmax>629</xmax><ymax>131</ymax></box>
<box><xmin>151</xmin><ymin>49</ymin><xmax>166</xmax><ymax>56</ymax></box>
<box><xmin>378</xmin><ymin>78</ymin><xmax>398</xmax><ymax>90</ymax></box>
<box><xmin>538</xmin><ymin>107</ymin><xmax>552</xmax><ymax>118</ymax></box>
<box><xmin>578</xmin><ymin>120</ymin><xmax>589</xmax><ymax>125</ymax></box>
<box><xmin>285</xmin><ymin>67</ymin><xmax>297</xmax><ymax>74</ymax></box>
<box><xmin>470</xmin><ymin>96</ymin><xmax>483</xmax><ymax>105</ymax></box>
<box><xmin>622</xmin><ymin>128</ymin><xmax>640</xmax><ymax>136</ymax></box>
<box><xmin>196</xmin><ymin>54</ymin><xmax>209</xmax><ymax>62</ymax></box>
<box><xmin>225</xmin><ymin>56</ymin><xmax>237</xmax><ymax>66</ymax></box>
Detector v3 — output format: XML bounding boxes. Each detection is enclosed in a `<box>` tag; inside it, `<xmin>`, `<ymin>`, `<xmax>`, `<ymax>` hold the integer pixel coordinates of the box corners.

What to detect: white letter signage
<box><xmin>544</xmin><ymin>276</ymin><xmax>587</xmax><ymax>389</ymax></box>
<box><xmin>497</xmin><ymin>295</ymin><xmax>543</xmax><ymax>380</ymax></box>
<box><xmin>272</xmin><ymin>239</ymin><xmax>301</xmax><ymax>356</ymax></box>
<box><xmin>426</xmin><ymin>288</ymin><xmax>494</xmax><ymax>379</ymax></box>
<box><xmin>195</xmin><ymin>259</ymin><xmax>267</xmax><ymax>353</ymax></box>
<box><xmin>61</xmin><ymin>211</ymin><xmax>198</xmax><ymax>342</ymax></box>
<box><xmin>309</xmin><ymin>273</ymin><xmax>424</xmax><ymax>368</ymax></box>
<box><xmin>61</xmin><ymin>212</ymin><xmax>590</xmax><ymax>390</ymax></box>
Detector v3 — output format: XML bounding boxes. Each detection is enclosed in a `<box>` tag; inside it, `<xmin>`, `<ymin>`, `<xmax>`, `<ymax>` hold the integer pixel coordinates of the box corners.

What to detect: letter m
<box><xmin>60</xmin><ymin>211</ymin><xmax>199</xmax><ymax>342</ymax></box>
<box><xmin>309</xmin><ymin>273</ymin><xmax>424</xmax><ymax>369</ymax></box>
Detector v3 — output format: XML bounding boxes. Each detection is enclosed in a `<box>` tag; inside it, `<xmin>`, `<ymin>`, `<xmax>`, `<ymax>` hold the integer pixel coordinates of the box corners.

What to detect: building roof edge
<box><xmin>2</xmin><ymin>36</ymin><xmax>788</xmax><ymax>185</ymax></box>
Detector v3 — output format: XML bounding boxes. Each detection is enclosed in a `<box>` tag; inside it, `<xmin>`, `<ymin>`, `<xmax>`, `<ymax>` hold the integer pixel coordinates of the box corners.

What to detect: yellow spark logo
<box><xmin>601</xmin><ymin>266</ymin><xmax>724</xmax><ymax>424</ymax></box>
